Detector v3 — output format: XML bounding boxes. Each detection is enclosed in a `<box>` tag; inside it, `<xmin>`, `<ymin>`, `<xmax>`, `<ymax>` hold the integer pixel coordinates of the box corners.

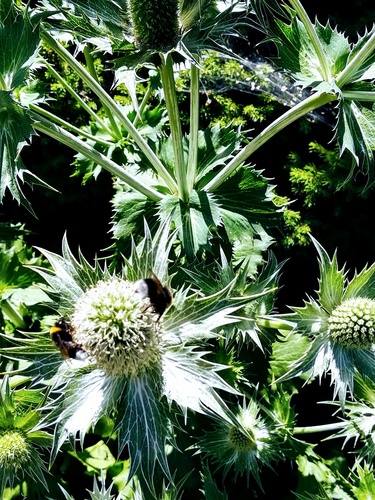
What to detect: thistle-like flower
<box><xmin>0</xmin><ymin>377</ymin><xmax>52</xmax><ymax>497</ymax></box>
<box><xmin>71</xmin><ymin>278</ymin><xmax>163</xmax><ymax>378</ymax></box>
<box><xmin>198</xmin><ymin>399</ymin><xmax>280</xmax><ymax>489</ymax></box>
<box><xmin>277</xmin><ymin>236</ymin><xmax>375</xmax><ymax>406</ymax></box>
<box><xmin>1</xmin><ymin>225</ymin><xmax>274</xmax><ymax>488</ymax></box>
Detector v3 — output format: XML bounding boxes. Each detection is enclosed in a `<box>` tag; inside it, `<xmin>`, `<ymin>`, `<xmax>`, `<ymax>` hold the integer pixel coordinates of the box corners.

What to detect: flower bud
<box><xmin>228</xmin><ymin>426</ymin><xmax>256</xmax><ymax>452</ymax></box>
<box><xmin>0</xmin><ymin>430</ymin><xmax>30</xmax><ymax>470</ymax></box>
<box><xmin>129</xmin><ymin>0</ymin><xmax>179</xmax><ymax>52</ymax></box>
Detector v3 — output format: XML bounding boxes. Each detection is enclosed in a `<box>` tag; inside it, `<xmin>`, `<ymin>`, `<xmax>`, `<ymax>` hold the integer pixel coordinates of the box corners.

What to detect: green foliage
<box><xmin>254</xmin><ymin>0</ymin><xmax>375</xmax><ymax>183</ymax></box>
<box><xmin>1</xmin><ymin>0</ymin><xmax>375</xmax><ymax>498</ymax></box>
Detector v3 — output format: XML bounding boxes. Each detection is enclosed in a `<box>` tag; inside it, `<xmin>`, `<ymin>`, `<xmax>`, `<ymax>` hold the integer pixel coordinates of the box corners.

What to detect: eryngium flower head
<box><xmin>328</xmin><ymin>298</ymin><xmax>375</xmax><ymax>349</ymax></box>
<box><xmin>199</xmin><ymin>399</ymin><xmax>280</xmax><ymax>489</ymax></box>
<box><xmin>22</xmin><ymin>231</ymin><xmax>269</xmax><ymax>488</ymax></box>
<box><xmin>72</xmin><ymin>278</ymin><xmax>162</xmax><ymax>377</ymax></box>
<box><xmin>0</xmin><ymin>378</ymin><xmax>51</xmax><ymax>497</ymax></box>
<box><xmin>0</xmin><ymin>430</ymin><xmax>30</xmax><ymax>470</ymax></box>
<box><xmin>276</xmin><ymin>236</ymin><xmax>375</xmax><ymax>406</ymax></box>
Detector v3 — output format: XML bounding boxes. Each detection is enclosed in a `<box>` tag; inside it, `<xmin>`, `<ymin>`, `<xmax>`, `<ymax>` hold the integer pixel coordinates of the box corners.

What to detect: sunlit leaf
<box><xmin>159</xmin><ymin>191</ymin><xmax>221</xmax><ymax>256</ymax></box>
<box><xmin>335</xmin><ymin>99</ymin><xmax>375</xmax><ymax>185</ymax></box>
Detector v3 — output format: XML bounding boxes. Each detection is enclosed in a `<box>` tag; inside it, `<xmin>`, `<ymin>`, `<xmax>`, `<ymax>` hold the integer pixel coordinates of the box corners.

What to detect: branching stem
<box><xmin>204</xmin><ymin>92</ymin><xmax>336</xmax><ymax>192</ymax></box>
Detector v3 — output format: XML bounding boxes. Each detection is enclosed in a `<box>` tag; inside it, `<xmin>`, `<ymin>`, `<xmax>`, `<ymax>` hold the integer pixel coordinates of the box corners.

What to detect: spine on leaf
<box><xmin>129</xmin><ymin>0</ymin><xmax>179</xmax><ymax>52</ymax></box>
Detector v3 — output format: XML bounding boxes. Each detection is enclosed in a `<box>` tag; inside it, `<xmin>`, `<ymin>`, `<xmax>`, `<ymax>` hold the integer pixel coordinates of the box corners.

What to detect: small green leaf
<box><xmin>0</xmin><ymin>91</ymin><xmax>36</xmax><ymax>207</ymax></box>
<box><xmin>344</xmin><ymin>261</ymin><xmax>375</xmax><ymax>300</ymax></box>
<box><xmin>42</xmin><ymin>0</ymin><xmax>130</xmax><ymax>43</ymax></box>
<box><xmin>73</xmin><ymin>440</ymin><xmax>116</xmax><ymax>473</ymax></box>
<box><xmin>270</xmin><ymin>331</ymin><xmax>311</xmax><ymax>380</ymax></box>
<box><xmin>14</xmin><ymin>410</ymin><xmax>40</xmax><ymax>432</ymax></box>
<box><xmin>111</xmin><ymin>189</ymin><xmax>158</xmax><ymax>255</ymax></box>
<box><xmin>181</xmin><ymin>2</ymin><xmax>250</xmax><ymax>62</ymax></box>
<box><xmin>336</xmin><ymin>100</ymin><xmax>375</xmax><ymax>184</ymax></box>
<box><xmin>195</xmin><ymin>124</ymin><xmax>242</xmax><ymax>185</ymax></box>
<box><xmin>200</xmin><ymin>462</ymin><xmax>228</xmax><ymax>500</ymax></box>
<box><xmin>0</xmin><ymin>1</ymin><xmax>40</xmax><ymax>89</ymax></box>
<box><xmin>256</xmin><ymin>7</ymin><xmax>350</xmax><ymax>88</ymax></box>
<box><xmin>347</xmin><ymin>27</ymin><xmax>375</xmax><ymax>82</ymax></box>
<box><xmin>216</xmin><ymin>166</ymin><xmax>280</xmax><ymax>227</ymax></box>
<box><xmin>310</xmin><ymin>235</ymin><xmax>346</xmax><ymax>313</ymax></box>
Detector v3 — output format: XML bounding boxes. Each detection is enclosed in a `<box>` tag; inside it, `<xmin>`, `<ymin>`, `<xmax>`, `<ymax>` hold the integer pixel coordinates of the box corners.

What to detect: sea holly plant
<box><xmin>0</xmin><ymin>377</ymin><xmax>52</xmax><ymax>498</ymax></box>
<box><xmin>0</xmin><ymin>224</ymin><xmax>280</xmax><ymax>492</ymax></box>
<box><xmin>250</xmin><ymin>0</ymin><xmax>375</xmax><ymax>185</ymax></box>
<box><xmin>1</xmin><ymin>0</ymin><xmax>375</xmax><ymax>498</ymax></box>
<box><xmin>271</xmin><ymin>235</ymin><xmax>375</xmax><ymax>407</ymax></box>
<box><xmin>1</xmin><ymin>0</ymin><xmax>374</xmax><ymax>262</ymax></box>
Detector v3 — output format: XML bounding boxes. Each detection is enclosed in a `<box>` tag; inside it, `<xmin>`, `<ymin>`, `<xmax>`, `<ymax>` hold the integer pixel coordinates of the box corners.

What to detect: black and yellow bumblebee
<box><xmin>50</xmin><ymin>319</ymin><xmax>87</xmax><ymax>360</ymax></box>
<box><xmin>135</xmin><ymin>272</ymin><xmax>172</xmax><ymax>321</ymax></box>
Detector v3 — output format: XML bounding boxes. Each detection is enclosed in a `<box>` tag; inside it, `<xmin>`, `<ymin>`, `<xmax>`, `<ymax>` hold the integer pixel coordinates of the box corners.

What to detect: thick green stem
<box><xmin>41</xmin><ymin>30</ymin><xmax>178</xmax><ymax>194</ymax></box>
<box><xmin>257</xmin><ymin>317</ymin><xmax>295</xmax><ymax>331</ymax></box>
<box><xmin>294</xmin><ymin>422</ymin><xmax>346</xmax><ymax>435</ymax></box>
<box><xmin>336</xmin><ymin>30</ymin><xmax>375</xmax><ymax>88</ymax></box>
<box><xmin>160</xmin><ymin>54</ymin><xmax>189</xmax><ymax>202</ymax></box>
<box><xmin>187</xmin><ymin>63</ymin><xmax>200</xmax><ymax>193</ymax></box>
<box><xmin>342</xmin><ymin>91</ymin><xmax>375</xmax><ymax>102</ymax></box>
<box><xmin>83</xmin><ymin>46</ymin><xmax>122</xmax><ymax>140</ymax></box>
<box><xmin>288</xmin><ymin>0</ymin><xmax>330</xmax><ymax>81</ymax></box>
<box><xmin>32</xmin><ymin>114</ymin><xmax>163</xmax><ymax>202</ymax></box>
<box><xmin>204</xmin><ymin>91</ymin><xmax>337</xmax><ymax>192</ymax></box>
<box><xmin>1</xmin><ymin>300</ymin><xmax>27</xmax><ymax>329</ymax></box>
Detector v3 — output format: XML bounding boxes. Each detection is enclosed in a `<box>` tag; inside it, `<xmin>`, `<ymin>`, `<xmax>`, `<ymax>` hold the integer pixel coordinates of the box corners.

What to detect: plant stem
<box><xmin>41</xmin><ymin>30</ymin><xmax>178</xmax><ymax>194</ymax></box>
<box><xmin>336</xmin><ymin>30</ymin><xmax>375</xmax><ymax>88</ymax></box>
<box><xmin>160</xmin><ymin>54</ymin><xmax>189</xmax><ymax>202</ymax></box>
<box><xmin>83</xmin><ymin>45</ymin><xmax>122</xmax><ymax>140</ymax></box>
<box><xmin>30</xmin><ymin>103</ymin><xmax>113</xmax><ymax>147</ymax></box>
<box><xmin>288</xmin><ymin>0</ymin><xmax>330</xmax><ymax>81</ymax></box>
<box><xmin>32</xmin><ymin>114</ymin><xmax>163</xmax><ymax>202</ymax></box>
<box><xmin>2</xmin><ymin>300</ymin><xmax>27</xmax><ymax>329</ymax></box>
<box><xmin>43</xmin><ymin>61</ymin><xmax>114</xmax><ymax>137</ymax></box>
<box><xmin>342</xmin><ymin>90</ymin><xmax>375</xmax><ymax>102</ymax></box>
<box><xmin>187</xmin><ymin>62</ymin><xmax>200</xmax><ymax>193</ymax></box>
<box><xmin>257</xmin><ymin>317</ymin><xmax>295</xmax><ymax>331</ymax></box>
<box><xmin>294</xmin><ymin>422</ymin><xmax>346</xmax><ymax>434</ymax></box>
<box><xmin>204</xmin><ymin>91</ymin><xmax>336</xmax><ymax>192</ymax></box>
<box><xmin>133</xmin><ymin>83</ymin><xmax>153</xmax><ymax>128</ymax></box>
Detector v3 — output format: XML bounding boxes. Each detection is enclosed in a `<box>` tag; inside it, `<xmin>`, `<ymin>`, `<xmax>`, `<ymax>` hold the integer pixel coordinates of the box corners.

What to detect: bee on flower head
<box><xmin>135</xmin><ymin>272</ymin><xmax>172</xmax><ymax>321</ymax></box>
<box><xmin>50</xmin><ymin>319</ymin><xmax>87</xmax><ymax>360</ymax></box>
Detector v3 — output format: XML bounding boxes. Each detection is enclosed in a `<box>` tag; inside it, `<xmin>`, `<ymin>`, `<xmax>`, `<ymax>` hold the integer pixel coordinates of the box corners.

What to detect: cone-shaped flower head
<box><xmin>72</xmin><ymin>278</ymin><xmax>162</xmax><ymax>377</ymax></box>
<box><xmin>199</xmin><ymin>399</ymin><xmax>280</xmax><ymax>489</ymax></box>
<box><xmin>277</xmin><ymin>236</ymin><xmax>375</xmax><ymax>407</ymax></box>
<box><xmin>0</xmin><ymin>378</ymin><xmax>52</xmax><ymax>496</ymax></box>
<box><xmin>0</xmin><ymin>430</ymin><xmax>30</xmax><ymax>470</ymax></box>
<box><xmin>328</xmin><ymin>297</ymin><xmax>375</xmax><ymax>349</ymax></box>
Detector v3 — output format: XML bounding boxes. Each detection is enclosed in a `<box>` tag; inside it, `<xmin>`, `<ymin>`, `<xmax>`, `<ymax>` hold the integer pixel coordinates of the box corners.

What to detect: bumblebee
<box><xmin>135</xmin><ymin>272</ymin><xmax>172</xmax><ymax>320</ymax></box>
<box><xmin>50</xmin><ymin>319</ymin><xmax>87</xmax><ymax>360</ymax></box>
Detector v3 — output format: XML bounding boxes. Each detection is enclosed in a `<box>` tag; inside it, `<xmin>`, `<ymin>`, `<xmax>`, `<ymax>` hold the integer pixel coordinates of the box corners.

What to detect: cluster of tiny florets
<box><xmin>328</xmin><ymin>297</ymin><xmax>375</xmax><ymax>349</ymax></box>
<box><xmin>228</xmin><ymin>426</ymin><xmax>256</xmax><ymax>452</ymax></box>
<box><xmin>71</xmin><ymin>279</ymin><xmax>162</xmax><ymax>377</ymax></box>
<box><xmin>0</xmin><ymin>430</ymin><xmax>30</xmax><ymax>469</ymax></box>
